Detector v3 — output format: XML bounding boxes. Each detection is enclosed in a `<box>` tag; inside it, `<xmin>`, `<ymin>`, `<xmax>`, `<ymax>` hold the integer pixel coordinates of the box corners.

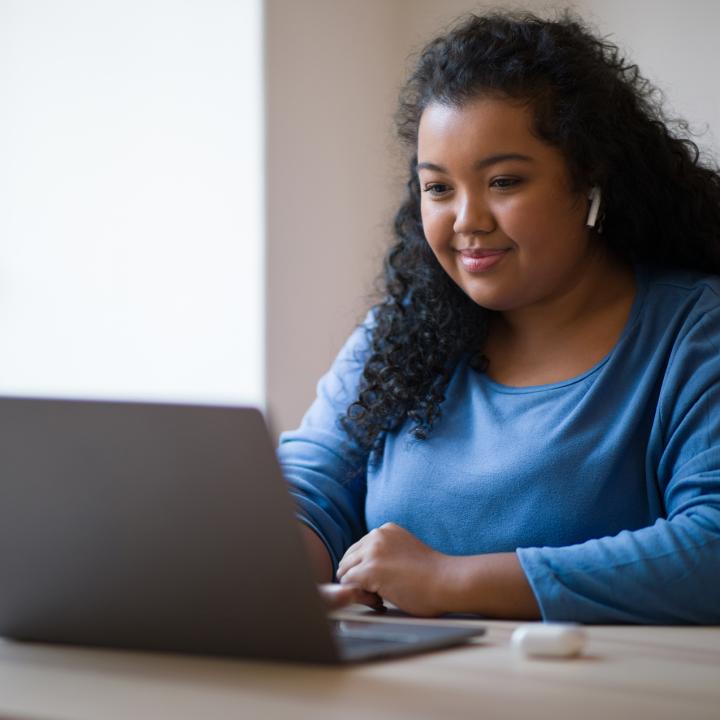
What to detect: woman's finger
<box><xmin>318</xmin><ymin>583</ymin><xmax>385</xmax><ymax>612</ymax></box>
<box><xmin>338</xmin><ymin>537</ymin><xmax>366</xmax><ymax>564</ymax></box>
<box><xmin>318</xmin><ymin>583</ymin><xmax>357</xmax><ymax>610</ymax></box>
<box><xmin>336</xmin><ymin>548</ymin><xmax>364</xmax><ymax>579</ymax></box>
<box><xmin>339</xmin><ymin>564</ymin><xmax>380</xmax><ymax>595</ymax></box>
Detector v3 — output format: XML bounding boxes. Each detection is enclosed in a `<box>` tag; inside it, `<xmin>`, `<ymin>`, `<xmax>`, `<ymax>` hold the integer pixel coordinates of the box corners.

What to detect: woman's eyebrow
<box><xmin>416</xmin><ymin>153</ymin><xmax>534</xmax><ymax>173</ymax></box>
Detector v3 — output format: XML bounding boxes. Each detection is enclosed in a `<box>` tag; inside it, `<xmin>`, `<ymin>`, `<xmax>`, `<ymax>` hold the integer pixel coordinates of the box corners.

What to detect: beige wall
<box><xmin>265</xmin><ymin>0</ymin><xmax>406</xmax><ymax>436</ymax></box>
<box><xmin>266</xmin><ymin>0</ymin><xmax>720</xmax><ymax>437</ymax></box>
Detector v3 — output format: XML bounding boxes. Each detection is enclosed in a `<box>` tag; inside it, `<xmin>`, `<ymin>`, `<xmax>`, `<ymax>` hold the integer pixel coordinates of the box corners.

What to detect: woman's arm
<box><xmin>336</xmin><ymin>512</ymin><xmax>720</xmax><ymax>622</ymax></box>
<box><xmin>300</xmin><ymin>524</ymin><xmax>333</xmax><ymax>582</ymax></box>
<box><xmin>336</xmin><ymin>522</ymin><xmax>540</xmax><ymax>618</ymax></box>
<box><xmin>442</xmin><ymin>552</ymin><xmax>540</xmax><ymax>619</ymax></box>
<box><xmin>279</xmin><ymin>315</ymin><xmax>375</xmax><ymax>576</ymax></box>
<box><xmin>335</xmin><ymin>505</ymin><xmax>720</xmax><ymax>622</ymax></box>
<box><xmin>516</xmin><ymin>507</ymin><xmax>720</xmax><ymax>623</ymax></box>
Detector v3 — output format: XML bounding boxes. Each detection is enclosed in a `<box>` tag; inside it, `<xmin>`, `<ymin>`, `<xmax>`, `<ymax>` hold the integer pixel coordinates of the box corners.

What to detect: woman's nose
<box><xmin>453</xmin><ymin>194</ymin><xmax>495</xmax><ymax>236</ymax></box>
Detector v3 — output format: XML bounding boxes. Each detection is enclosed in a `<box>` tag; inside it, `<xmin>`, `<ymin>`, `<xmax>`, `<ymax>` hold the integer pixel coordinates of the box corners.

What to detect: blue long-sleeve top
<box><xmin>278</xmin><ymin>265</ymin><xmax>720</xmax><ymax>623</ymax></box>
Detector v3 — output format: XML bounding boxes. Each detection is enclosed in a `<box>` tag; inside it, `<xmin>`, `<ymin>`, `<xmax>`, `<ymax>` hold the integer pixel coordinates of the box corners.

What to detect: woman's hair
<box><xmin>340</xmin><ymin>9</ymin><xmax>720</xmax><ymax>458</ymax></box>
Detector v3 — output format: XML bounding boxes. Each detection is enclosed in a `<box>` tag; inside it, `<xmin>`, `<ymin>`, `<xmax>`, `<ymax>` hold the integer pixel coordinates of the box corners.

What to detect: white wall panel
<box><xmin>0</xmin><ymin>0</ymin><xmax>264</xmax><ymax>406</ymax></box>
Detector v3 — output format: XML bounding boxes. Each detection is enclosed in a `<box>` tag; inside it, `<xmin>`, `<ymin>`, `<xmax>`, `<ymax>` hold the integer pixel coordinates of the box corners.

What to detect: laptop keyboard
<box><xmin>329</xmin><ymin>619</ymin><xmax>484</xmax><ymax>661</ymax></box>
<box><xmin>331</xmin><ymin>620</ymin><xmax>430</xmax><ymax>660</ymax></box>
<box><xmin>335</xmin><ymin>627</ymin><xmax>421</xmax><ymax>643</ymax></box>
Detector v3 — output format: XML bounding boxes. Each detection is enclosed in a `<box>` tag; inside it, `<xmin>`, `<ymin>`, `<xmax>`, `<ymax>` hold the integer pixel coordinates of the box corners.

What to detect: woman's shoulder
<box><xmin>617</xmin><ymin>264</ymin><xmax>720</xmax><ymax>368</ymax></box>
<box><xmin>633</xmin><ymin>265</ymin><xmax>720</xmax><ymax>380</ymax></box>
<box><xmin>643</xmin><ymin>263</ymin><xmax>720</xmax><ymax>301</ymax></box>
<box><xmin>338</xmin><ymin>308</ymin><xmax>377</xmax><ymax>364</ymax></box>
<box><xmin>640</xmin><ymin>263</ymin><xmax>720</xmax><ymax>322</ymax></box>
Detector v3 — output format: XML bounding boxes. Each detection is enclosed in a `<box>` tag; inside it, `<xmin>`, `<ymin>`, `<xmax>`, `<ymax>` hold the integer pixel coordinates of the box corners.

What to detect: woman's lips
<box><xmin>457</xmin><ymin>248</ymin><xmax>509</xmax><ymax>272</ymax></box>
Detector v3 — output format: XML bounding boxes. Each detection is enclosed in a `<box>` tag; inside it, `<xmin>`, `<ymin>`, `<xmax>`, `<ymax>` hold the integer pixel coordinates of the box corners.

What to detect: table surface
<box><xmin>0</xmin><ymin>607</ymin><xmax>718</xmax><ymax>720</ymax></box>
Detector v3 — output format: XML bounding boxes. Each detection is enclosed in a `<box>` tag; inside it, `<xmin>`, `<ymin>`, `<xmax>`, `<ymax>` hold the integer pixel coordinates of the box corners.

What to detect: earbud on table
<box><xmin>511</xmin><ymin>623</ymin><xmax>587</xmax><ymax>658</ymax></box>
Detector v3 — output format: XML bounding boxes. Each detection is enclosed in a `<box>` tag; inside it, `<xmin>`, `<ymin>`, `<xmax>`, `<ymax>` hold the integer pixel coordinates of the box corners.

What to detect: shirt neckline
<box><xmin>479</xmin><ymin>264</ymin><xmax>648</xmax><ymax>395</ymax></box>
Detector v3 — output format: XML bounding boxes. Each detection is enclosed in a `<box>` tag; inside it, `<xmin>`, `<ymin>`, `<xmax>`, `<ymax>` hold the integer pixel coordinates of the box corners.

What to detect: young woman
<box><xmin>278</xmin><ymin>11</ymin><xmax>720</xmax><ymax>623</ymax></box>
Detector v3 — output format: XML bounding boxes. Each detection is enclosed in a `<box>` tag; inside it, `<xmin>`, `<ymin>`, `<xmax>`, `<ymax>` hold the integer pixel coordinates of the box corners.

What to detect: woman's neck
<box><xmin>483</xmin><ymin>251</ymin><xmax>636</xmax><ymax>386</ymax></box>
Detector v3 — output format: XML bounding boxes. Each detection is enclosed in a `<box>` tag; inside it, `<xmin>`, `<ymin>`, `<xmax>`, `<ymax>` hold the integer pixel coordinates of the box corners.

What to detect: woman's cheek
<box><xmin>421</xmin><ymin>206</ymin><xmax>453</xmax><ymax>250</ymax></box>
<box><xmin>490</xmin><ymin>196</ymin><xmax>531</xmax><ymax>243</ymax></box>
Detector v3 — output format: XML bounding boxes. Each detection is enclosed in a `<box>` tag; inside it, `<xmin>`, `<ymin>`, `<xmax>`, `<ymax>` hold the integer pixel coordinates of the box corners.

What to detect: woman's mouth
<box><xmin>457</xmin><ymin>248</ymin><xmax>509</xmax><ymax>273</ymax></box>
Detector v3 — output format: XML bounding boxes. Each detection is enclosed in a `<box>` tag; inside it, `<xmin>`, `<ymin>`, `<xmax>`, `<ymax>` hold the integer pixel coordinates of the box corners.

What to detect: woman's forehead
<box><xmin>417</xmin><ymin>97</ymin><xmax>560</xmax><ymax>167</ymax></box>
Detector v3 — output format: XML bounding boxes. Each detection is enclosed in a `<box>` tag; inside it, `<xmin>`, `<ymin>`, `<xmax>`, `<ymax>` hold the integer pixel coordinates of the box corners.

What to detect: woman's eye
<box><xmin>490</xmin><ymin>177</ymin><xmax>522</xmax><ymax>189</ymax></box>
<box><xmin>422</xmin><ymin>183</ymin><xmax>451</xmax><ymax>196</ymax></box>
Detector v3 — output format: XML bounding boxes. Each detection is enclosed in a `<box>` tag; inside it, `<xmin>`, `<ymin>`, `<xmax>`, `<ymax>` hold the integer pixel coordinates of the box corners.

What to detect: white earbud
<box><xmin>586</xmin><ymin>186</ymin><xmax>602</xmax><ymax>228</ymax></box>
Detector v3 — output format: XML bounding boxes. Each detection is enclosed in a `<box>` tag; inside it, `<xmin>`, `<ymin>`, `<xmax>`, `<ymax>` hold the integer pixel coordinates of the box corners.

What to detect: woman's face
<box><xmin>417</xmin><ymin>96</ymin><xmax>595</xmax><ymax>314</ymax></box>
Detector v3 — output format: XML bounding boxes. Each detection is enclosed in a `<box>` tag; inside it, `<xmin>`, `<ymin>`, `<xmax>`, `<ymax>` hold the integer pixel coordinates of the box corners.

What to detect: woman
<box><xmin>278</xmin><ymin>10</ymin><xmax>720</xmax><ymax>623</ymax></box>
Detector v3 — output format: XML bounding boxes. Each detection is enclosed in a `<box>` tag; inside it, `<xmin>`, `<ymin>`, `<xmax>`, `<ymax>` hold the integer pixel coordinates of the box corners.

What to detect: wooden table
<box><xmin>0</xmin><ymin>607</ymin><xmax>718</xmax><ymax>720</ymax></box>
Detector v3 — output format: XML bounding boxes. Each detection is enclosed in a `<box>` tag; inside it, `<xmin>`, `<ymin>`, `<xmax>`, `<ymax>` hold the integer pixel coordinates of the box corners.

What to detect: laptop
<box><xmin>0</xmin><ymin>396</ymin><xmax>484</xmax><ymax>663</ymax></box>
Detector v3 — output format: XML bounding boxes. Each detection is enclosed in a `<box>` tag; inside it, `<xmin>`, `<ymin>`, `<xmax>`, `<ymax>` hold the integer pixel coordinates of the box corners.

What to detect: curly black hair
<box><xmin>340</xmin><ymin>9</ymin><xmax>720</xmax><ymax>459</ymax></box>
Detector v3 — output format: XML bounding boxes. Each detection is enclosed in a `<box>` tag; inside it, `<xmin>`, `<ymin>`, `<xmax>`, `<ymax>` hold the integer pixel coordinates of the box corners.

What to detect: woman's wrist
<box><xmin>437</xmin><ymin>551</ymin><xmax>541</xmax><ymax>619</ymax></box>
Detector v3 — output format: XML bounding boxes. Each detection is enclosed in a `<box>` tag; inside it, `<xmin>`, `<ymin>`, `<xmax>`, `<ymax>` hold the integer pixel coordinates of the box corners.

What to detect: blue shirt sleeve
<box><xmin>277</xmin><ymin>315</ymin><xmax>373</xmax><ymax>575</ymax></box>
<box><xmin>517</xmin><ymin>296</ymin><xmax>720</xmax><ymax>624</ymax></box>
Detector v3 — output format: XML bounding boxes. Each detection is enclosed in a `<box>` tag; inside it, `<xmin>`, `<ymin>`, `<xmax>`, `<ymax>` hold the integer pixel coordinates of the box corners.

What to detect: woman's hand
<box><xmin>332</xmin><ymin>524</ymin><xmax>541</xmax><ymax>619</ymax></box>
<box><xmin>336</xmin><ymin>523</ymin><xmax>450</xmax><ymax>617</ymax></box>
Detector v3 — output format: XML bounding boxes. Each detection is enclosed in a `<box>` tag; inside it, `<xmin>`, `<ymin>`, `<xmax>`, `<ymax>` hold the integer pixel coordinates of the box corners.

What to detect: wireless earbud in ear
<box><xmin>586</xmin><ymin>186</ymin><xmax>602</xmax><ymax>228</ymax></box>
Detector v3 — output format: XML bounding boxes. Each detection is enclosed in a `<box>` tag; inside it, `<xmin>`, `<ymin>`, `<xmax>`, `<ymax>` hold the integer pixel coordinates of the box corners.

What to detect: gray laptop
<box><xmin>0</xmin><ymin>396</ymin><xmax>483</xmax><ymax>663</ymax></box>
